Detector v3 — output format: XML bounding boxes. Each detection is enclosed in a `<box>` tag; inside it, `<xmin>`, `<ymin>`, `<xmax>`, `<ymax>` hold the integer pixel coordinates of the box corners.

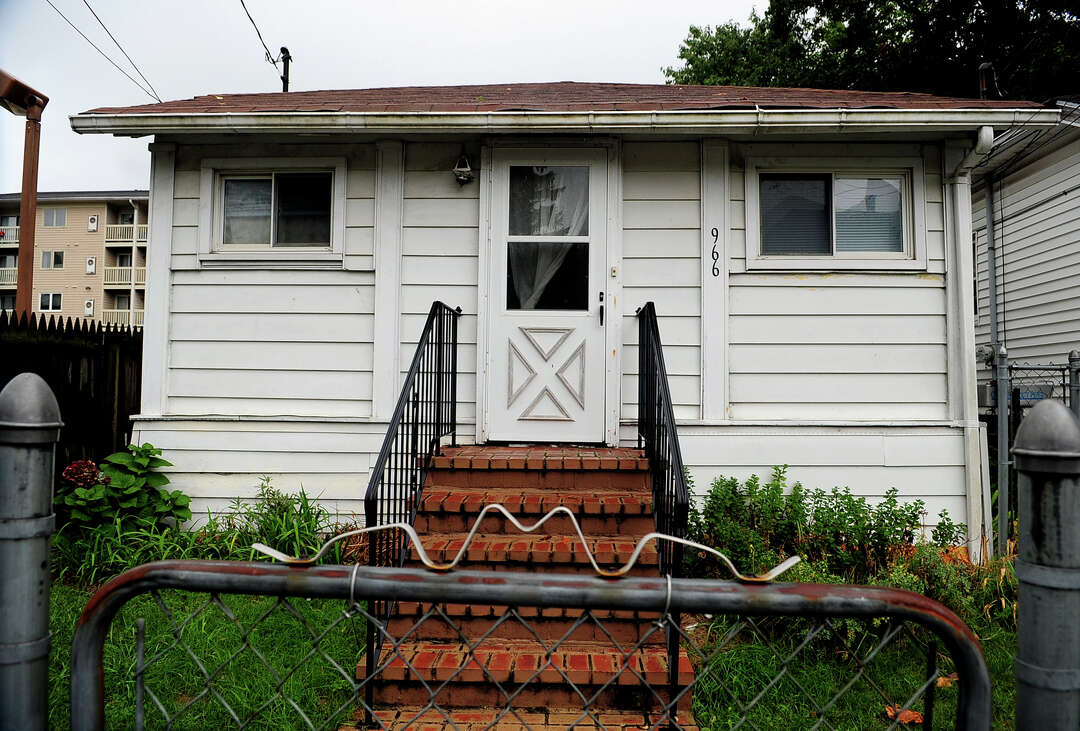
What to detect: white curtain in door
<box><xmin>509</xmin><ymin>166</ymin><xmax>589</xmax><ymax>309</ymax></box>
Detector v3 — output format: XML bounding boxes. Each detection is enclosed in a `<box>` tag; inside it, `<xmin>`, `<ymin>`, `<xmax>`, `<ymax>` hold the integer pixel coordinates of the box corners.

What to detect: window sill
<box><xmin>199</xmin><ymin>250</ymin><xmax>343</xmax><ymax>270</ymax></box>
<box><xmin>745</xmin><ymin>256</ymin><xmax>927</xmax><ymax>272</ymax></box>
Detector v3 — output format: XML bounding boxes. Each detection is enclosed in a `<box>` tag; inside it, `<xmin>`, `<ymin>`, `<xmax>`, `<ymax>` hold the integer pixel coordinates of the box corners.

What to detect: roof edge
<box><xmin>69</xmin><ymin>107</ymin><xmax>1062</xmax><ymax>137</ymax></box>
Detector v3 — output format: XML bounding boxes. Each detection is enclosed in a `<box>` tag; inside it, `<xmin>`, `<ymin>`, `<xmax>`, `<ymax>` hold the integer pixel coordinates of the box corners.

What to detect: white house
<box><xmin>71</xmin><ymin>82</ymin><xmax>1058</xmax><ymax>550</ymax></box>
<box><xmin>973</xmin><ymin>99</ymin><xmax>1080</xmax><ymax>385</ymax></box>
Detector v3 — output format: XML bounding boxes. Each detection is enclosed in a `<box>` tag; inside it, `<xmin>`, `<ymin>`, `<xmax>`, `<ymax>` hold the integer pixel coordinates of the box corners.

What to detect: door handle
<box><xmin>599</xmin><ymin>291</ymin><xmax>604</xmax><ymax>326</ymax></box>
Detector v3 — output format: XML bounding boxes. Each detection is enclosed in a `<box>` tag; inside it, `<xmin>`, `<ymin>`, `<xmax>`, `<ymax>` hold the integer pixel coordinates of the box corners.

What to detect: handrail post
<box><xmin>435</xmin><ymin>307</ymin><xmax>445</xmax><ymax>444</ymax></box>
<box><xmin>1012</xmin><ymin>400</ymin><xmax>1080</xmax><ymax>728</ymax></box>
<box><xmin>0</xmin><ymin>373</ymin><xmax>62</xmax><ymax>731</ymax></box>
<box><xmin>1070</xmin><ymin>350</ymin><xmax>1080</xmax><ymax>419</ymax></box>
<box><xmin>450</xmin><ymin>307</ymin><xmax>459</xmax><ymax>447</ymax></box>
<box><xmin>995</xmin><ymin>345</ymin><xmax>1010</xmax><ymax>554</ymax></box>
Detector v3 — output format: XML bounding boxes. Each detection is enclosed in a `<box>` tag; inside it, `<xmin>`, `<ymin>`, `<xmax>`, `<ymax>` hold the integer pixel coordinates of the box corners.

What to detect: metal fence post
<box><xmin>1012</xmin><ymin>399</ymin><xmax>1080</xmax><ymax>729</ymax></box>
<box><xmin>0</xmin><ymin>373</ymin><xmax>62</xmax><ymax>731</ymax></box>
<box><xmin>1069</xmin><ymin>349</ymin><xmax>1080</xmax><ymax>419</ymax></box>
<box><xmin>996</xmin><ymin>344</ymin><xmax>1010</xmax><ymax>554</ymax></box>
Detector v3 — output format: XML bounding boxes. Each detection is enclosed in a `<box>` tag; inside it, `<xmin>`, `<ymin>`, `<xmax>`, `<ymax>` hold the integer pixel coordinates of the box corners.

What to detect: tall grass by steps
<box><xmin>52</xmin><ymin>477</ymin><xmax>356</xmax><ymax>585</ymax></box>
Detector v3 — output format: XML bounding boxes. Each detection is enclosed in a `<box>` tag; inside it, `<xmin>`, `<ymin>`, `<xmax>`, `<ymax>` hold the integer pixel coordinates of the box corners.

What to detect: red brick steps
<box><xmin>406</xmin><ymin>533</ymin><xmax>658</xmax><ymax>573</ymax></box>
<box><xmin>347</xmin><ymin>707</ymin><xmax>699</xmax><ymax>730</ymax></box>
<box><xmin>360</xmin><ymin>445</ymin><xmax>695</xmax><ymax>724</ymax></box>
<box><xmin>360</xmin><ymin>639</ymin><xmax>692</xmax><ymax>710</ymax></box>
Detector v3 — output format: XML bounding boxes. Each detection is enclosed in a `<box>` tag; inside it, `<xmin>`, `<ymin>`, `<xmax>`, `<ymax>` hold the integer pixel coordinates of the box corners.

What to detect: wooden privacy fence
<box><xmin>0</xmin><ymin>311</ymin><xmax>142</xmax><ymax>469</ymax></box>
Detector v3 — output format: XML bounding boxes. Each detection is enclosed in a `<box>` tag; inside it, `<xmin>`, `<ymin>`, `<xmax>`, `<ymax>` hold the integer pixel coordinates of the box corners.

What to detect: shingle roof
<box><xmin>82</xmin><ymin>81</ymin><xmax>1043</xmax><ymax>115</ymax></box>
<box><xmin>0</xmin><ymin>190</ymin><xmax>148</xmax><ymax>202</ymax></box>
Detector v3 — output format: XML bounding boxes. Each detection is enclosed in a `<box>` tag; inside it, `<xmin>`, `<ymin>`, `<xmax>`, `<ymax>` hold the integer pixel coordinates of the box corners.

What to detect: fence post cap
<box><xmin>1012</xmin><ymin>399</ymin><xmax>1080</xmax><ymax>474</ymax></box>
<box><xmin>0</xmin><ymin>373</ymin><xmax>62</xmax><ymax>444</ymax></box>
<box><xmin>1070</xmin><ymin>349</ymin><xmax>1080</xmax><ymax>363</ymax></box>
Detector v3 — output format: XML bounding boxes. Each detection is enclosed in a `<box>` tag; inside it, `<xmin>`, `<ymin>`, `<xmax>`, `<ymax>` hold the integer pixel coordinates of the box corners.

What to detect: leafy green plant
<box><xmin>685</xmin><ymin>466</ymin><xmax>965</xmax><ymax>582</ymax></box>
<box><xmin>54</xmin><ymin>442</ymin><xmax>190</xmax><ymax>526</ymax></box>
<box><xmin>55</xmin><ymin>443</ymin><xmax>190</xmax><ymax>530</ymax></box>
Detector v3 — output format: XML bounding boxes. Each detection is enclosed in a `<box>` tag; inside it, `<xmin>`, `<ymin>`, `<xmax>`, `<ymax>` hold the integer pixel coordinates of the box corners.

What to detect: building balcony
<box><xmin>102</xmin><ymin>309</ymin><xmax>144</xmax><ymax>327</ymax></box>
<box><xmin>0</xmin><ymin>225</ymin><xmax>17</xmax><ymax>245</ymax></box>
<box><xmin>0</xmin><ymin>267</ymin><xmax>16</xmax><ymax>286</ymax></box>
<box><xmin>104</xmin><ymin>223</ymin><xmax>149</xmax><ymax>243</ymax></box>
<box><xmin>102</xmin><ymin>266</ymin><xmax>147</xmax><ymax>287</ymax></box>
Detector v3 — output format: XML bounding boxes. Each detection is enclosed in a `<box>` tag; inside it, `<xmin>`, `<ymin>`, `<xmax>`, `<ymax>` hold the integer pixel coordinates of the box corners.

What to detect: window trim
<box><xmin>39</xmin><ymin>293</ymin><xmax>62</xmax><ymax>311</ymax></box>
<box><xmin>43</xmin><ymin>208</ymin><xmax>67</xmax><ymax>228</ymax></box>
<box><xmin>198</xmin><ymin>157</ymin><xmax>346</xmax><ymax>269</ymax></box>
<box><xmin>745</xmin><ymin>155</ymin><xmax>927</xmax><ymax>271</ymax></box>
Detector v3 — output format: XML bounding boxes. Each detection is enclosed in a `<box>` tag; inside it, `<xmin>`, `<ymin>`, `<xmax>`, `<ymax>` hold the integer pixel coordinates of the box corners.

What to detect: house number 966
<box><xmin>710</xmin><ymin>227</ymin><xmax>720</xmax><ymax>277</ymax></box>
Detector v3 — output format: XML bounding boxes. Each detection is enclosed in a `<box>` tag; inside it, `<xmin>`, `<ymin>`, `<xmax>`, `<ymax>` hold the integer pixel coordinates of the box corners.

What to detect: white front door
<box><xmin>487</xmin><ymin>150</ymin><xmax>608</xmax><ymax>443</ymax></box>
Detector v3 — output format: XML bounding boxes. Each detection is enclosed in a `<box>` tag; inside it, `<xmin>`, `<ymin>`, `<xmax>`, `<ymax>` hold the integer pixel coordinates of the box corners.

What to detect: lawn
<box><xmin>49</xmin><ymin>580</ymin><xmax>1018</xmax><ymax>730</ymax></box>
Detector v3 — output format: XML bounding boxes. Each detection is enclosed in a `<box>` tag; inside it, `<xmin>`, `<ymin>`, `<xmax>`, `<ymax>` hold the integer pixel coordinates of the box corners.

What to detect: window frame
<box><xmin>39</xmin><ymin>293</ymin><xmax>62</xmax><ymax>311</ymax></box>
<box><xmin>745</xmin><ymin>155</ymin><xmax>927</xmax><ymax>271</ymax></box>
<box><xmin>43</xmin><ymin>208</ymin><xmax>67</xmax><ymax>227</ymax></box>
<box><xmin>198</xmin><ymin>157</ymin><xmax>346</xmax><ymax>269</ymax></box>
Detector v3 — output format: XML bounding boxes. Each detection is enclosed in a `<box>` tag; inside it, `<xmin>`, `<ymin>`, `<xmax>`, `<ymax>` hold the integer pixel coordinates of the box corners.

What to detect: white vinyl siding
<box><xmin>974</xmin><ymin>135</ymin><xmax>1080</xmax><ymax>374</ymax></box>
<box><xmin>621</xmin><ymin>141</ymin><xmax>702</xmax><ymax>421</ymax></box>
<box><xmin>400</xmin><ymin>143</ymin><xmax>481</xmax><ymax>426</ymax></box>
<box><xmin>729</xmin><ymin>144</ymin><xmax>948</xmax><ymax>421</ymax></box>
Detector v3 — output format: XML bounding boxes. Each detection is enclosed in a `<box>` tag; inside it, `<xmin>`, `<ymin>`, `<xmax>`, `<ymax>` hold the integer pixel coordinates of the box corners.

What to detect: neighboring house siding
<box><xmin>974</xmin><ymin>135</ymin><xmax>1080</xmax><ymax>374</ymax></box>
<box><xmin>31</xmin><ymin>202</ymin><xmax>106</xmax><ymax>319</ymax></box>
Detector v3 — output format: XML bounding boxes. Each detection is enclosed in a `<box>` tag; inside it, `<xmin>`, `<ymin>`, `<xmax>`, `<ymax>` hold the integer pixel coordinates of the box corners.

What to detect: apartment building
<box><xmin>0</xmin><ymin>190</ymin><xmax>148</xmax><ymax>325</ymax></box>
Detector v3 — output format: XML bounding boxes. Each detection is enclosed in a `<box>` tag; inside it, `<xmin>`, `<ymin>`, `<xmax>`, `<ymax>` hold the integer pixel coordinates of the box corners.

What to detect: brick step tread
<box><xmin>409</xmin><ymin>533</ymin><xmax>658</xmax><ymax>566</ymax></box>
<box><xmin>347</xmin><ymin>707</ymin><xmax>697</xmax><ymax>730</ymax></box>
<box><xmin>415</xmin><ymin>512</ymin><xmax>655</xmax><ymax>537</ymax></box>
<box><xmin>391</xmin><ymin>601</ymin><xmax>662</xmax><ymax>622</ymax></box>
<box><xmin>386</xmin><ymin>613</ymin><xmax>666</xmax><ymax>645</ymax></box>
<box><xmin>436</xmin><ymin>446</ymin><xmax>647</xmax><ymax>472</ymax></box>
<box><xmin>360</xmin><ymin>639</ymin><xmax>694</xmax><ymax>687</ymax></box>
<box><xmin>418</xmin><ymin>487</ymin><xmax>653</xmax><ymax>516</ymax></box>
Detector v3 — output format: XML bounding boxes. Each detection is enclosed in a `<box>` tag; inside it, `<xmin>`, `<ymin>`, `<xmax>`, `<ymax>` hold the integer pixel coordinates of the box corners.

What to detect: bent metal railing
<box><xmin>637</xmin><ymin>302</ymin><xmax>692</xmax><ymax>704</ymax></box>
<box><xmin>69</xmin><ymin>561</ymin><xmax>992</xmax><ymax>730</ymax></box>
<box><xmin>362</xmin><ymin>300</ymin><xmax>459</xmax><ymax>708</ymax></box>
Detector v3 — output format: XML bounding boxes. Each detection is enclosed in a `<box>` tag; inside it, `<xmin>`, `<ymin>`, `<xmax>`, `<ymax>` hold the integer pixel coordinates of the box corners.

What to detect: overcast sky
<box><xmin>0</xmin><ymin>0</ymin><xmax>760</xmax><ymax>193</ymax></box>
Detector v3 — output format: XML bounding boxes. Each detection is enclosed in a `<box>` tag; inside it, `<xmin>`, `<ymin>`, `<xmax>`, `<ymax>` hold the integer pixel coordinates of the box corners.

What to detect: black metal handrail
<box><xmin>636</xmin><ymin>302</ymin><xmax>690</xmax><ymax>577</ymax></box>
<box><xmin>637</xmin><ymin>302</ymin><xmax>691</xmax><ymax>710</ymax></box>
<box><xmin>362</xmin><ymin>300</ymin><xmax>459</xmax><ymax>709</ymax></box>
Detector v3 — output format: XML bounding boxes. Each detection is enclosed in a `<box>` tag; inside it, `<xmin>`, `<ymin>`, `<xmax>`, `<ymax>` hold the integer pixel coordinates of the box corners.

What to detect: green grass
<box><xmin>688</xmin><ymin>616</ymin><xmax>1018</xmax><ymax>730</ymax></box>
<box><xmin>48</xmin><ymin>580</ymin><xmax>1018</xmax><ymax>730</ymax></box>
<box><xmin>49</xmin><ymin>582</ymin><xmax>366</xmax><ymax>730</ymax></box>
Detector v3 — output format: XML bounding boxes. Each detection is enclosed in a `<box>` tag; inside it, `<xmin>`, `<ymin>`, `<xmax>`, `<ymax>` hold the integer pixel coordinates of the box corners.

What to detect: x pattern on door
<box><xmin>507</xmin><ymin>326</ymin><xmax>587</xmax><ymax>422</ymax></box>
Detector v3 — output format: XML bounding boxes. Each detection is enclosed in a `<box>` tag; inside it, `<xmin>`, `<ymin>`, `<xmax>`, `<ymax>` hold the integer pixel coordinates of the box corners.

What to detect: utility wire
<box><xmin>43</xmin><ymin>0</ymin><xmax>158</xmax><ymax>102</ymax></box>
<box><xmin>238</xmin><ymin>0</ymin><xmax>280</xmax><ymax>68</ymax></box>
<box><xmin>81</xmin><ymin>0</ymin><xmax>161</xmax><ymax>102</ymax></box>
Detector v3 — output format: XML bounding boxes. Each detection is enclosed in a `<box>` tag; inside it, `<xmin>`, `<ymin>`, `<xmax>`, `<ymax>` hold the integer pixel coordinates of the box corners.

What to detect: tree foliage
<box><xmin>664</xmin><ymin>1</ymin><xmax>1080</xmax><ymax>101</ymax></box>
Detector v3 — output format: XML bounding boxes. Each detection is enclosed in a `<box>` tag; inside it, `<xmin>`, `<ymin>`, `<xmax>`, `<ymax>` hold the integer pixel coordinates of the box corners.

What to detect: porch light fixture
<box><xmin>452</xmin><ymin>153</ymin><xmax>474</xmax><ymax>185</ymax></box>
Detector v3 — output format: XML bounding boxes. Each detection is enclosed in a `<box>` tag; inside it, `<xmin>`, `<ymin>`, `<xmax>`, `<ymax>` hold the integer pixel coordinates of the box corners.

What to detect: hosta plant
<box><xmin>56</xmin><ymin>443</ymin><xmax>191</xmax><ymax>529</ymax></box>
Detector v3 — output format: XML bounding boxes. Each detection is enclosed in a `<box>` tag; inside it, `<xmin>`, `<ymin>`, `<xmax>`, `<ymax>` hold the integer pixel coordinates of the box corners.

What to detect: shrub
<box><xmin>55</xmin><ymin>444</ymin><xmax>191</xmax><ymax>530</ymax></box>
<box><xmin>685</xmin><ymin>466</ymin><xmax>965</xmax><ymax>582</ymax></box>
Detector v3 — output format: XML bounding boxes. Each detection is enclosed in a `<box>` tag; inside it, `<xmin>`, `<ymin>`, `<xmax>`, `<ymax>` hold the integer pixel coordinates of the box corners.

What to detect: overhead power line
<box><xmin>43</xmin><ymin>0</ymin><xmax>159</xmax><ymax>103</ymax></box>
<box><xmin>239</xmin><ymin>0</ymin><xmax>280</xmax><ymax>68</ymax></box>
<box><xmin>81</xmin><ymin>0</ymin><xmax>161</xmax><ymax>102</ymax></box>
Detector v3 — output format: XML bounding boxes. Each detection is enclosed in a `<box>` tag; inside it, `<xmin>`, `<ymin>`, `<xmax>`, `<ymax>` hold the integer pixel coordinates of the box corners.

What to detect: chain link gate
<box><xmin>70</xmin><ymin>561</ymin><xmax>991</xmax><ymax>730</ymax></box>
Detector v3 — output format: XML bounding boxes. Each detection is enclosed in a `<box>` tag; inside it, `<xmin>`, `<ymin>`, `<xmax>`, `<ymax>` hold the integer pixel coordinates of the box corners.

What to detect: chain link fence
<box><xmin>71</xmin><ymin>561</ymin><xmax>990</xmax><ymax>730</ymax></box>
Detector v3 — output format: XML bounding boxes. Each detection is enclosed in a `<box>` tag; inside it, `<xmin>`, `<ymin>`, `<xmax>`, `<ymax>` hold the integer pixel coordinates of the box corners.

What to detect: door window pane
<box><xmin>274</xmin><ymin>172</ymin><xmax>332</xmax><ymax>246</ymax></box>
<box><xmin>117</xmin><ymin>253</ymin><xmax>132</xmax><ymax>267</ymax></box>
<box><xmin>223</xmin><ymin>178</ymin><xmax>272</xmax><ymax>245</ymax></box>
<box><xmin>507</xmin><ymin>241</ymin><xmax>588</xmax><ymax>310</ymax></box>
<box><xmin>509</xmin><ymin>166</ymin><xmax>589</xmax><ymax>236</ymax></box>
<box><xmin>760</xmin><ymin>175</ymin><xmax>831</xmax><ymax>255</ymax></box>
<box><xmin>834</xmin><ymin>177</ymin><xmax>903</xmax><ymax>252</ymax></box>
